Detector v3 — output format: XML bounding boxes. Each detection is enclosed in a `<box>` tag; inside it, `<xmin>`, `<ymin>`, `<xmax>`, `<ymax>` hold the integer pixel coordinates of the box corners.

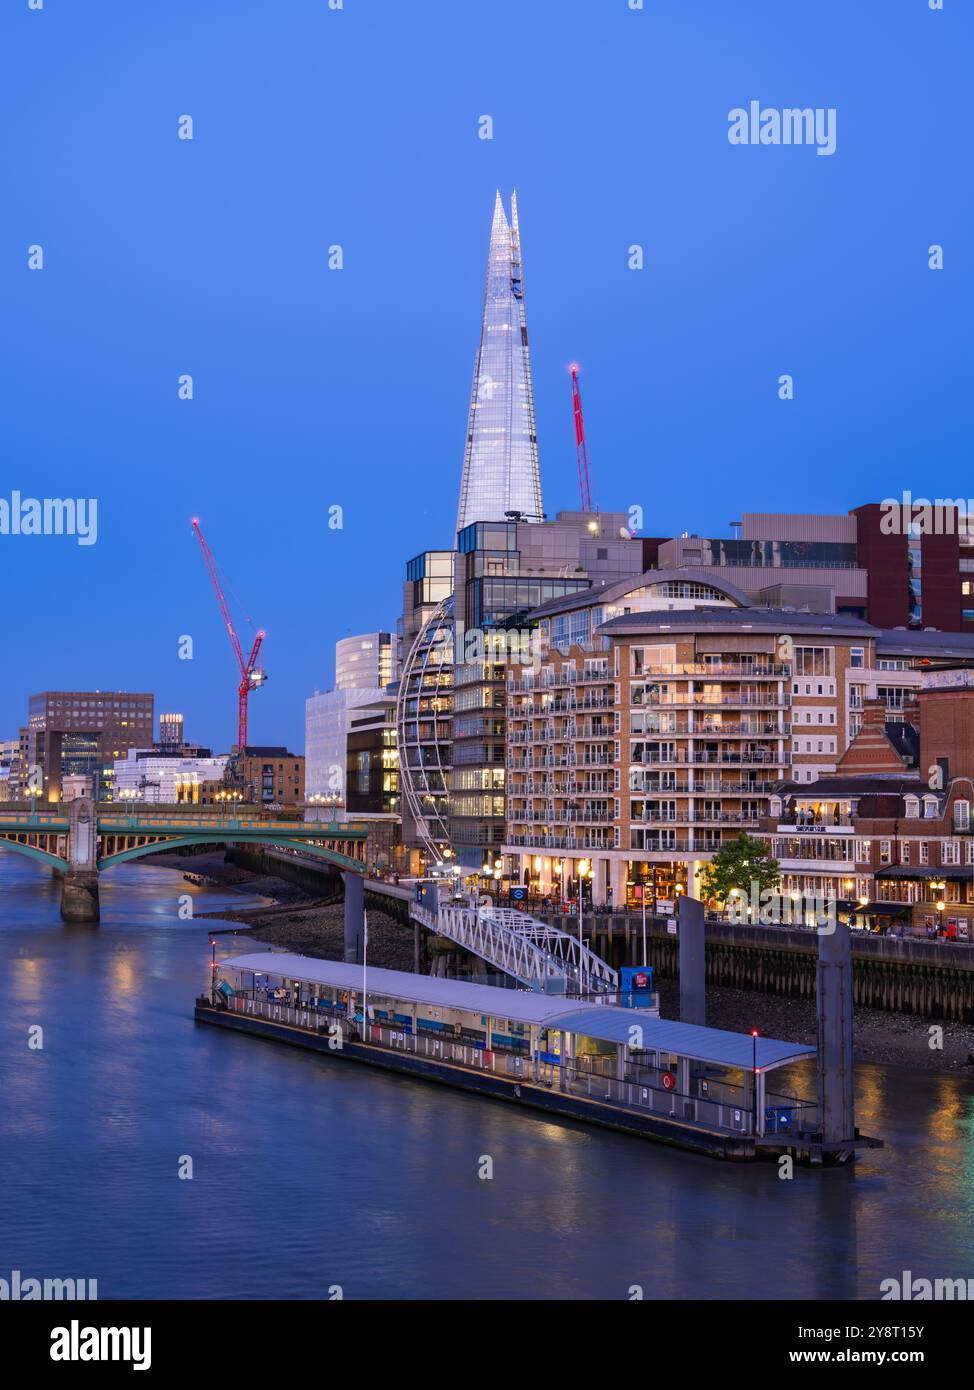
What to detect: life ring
<box><xmin>662</xmin><ymin>1072</ymin><xmax>676</xmax><ymax>1091</ymax></box>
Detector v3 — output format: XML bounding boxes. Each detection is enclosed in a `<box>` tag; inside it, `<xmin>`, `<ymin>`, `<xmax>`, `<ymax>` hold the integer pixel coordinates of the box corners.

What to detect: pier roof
<box><xmin>543</xmin><ymin>1008</ymin><xmax>816</xmax><ymax>1073</ymax></box>
<box><xmin>222</xmin><ymin>951</ymin><xmax>598</xmax><ymax>1027</ymax></box>
<box><xmin>221</xmin><ymin>952</ymin><xmax>815</xmax><ymax>1072</ymax></box>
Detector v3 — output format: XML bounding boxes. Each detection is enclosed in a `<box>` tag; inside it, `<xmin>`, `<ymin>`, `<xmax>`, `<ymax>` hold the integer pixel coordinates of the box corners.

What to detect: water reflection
<box><xmin>0</xmin><ymin>854</ymin><xmax>973</xmax><ymax>1298</ymax></box>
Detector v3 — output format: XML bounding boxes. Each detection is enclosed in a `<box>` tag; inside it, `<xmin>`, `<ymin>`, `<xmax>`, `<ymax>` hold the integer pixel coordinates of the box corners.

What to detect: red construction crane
<box><xmin>192</xmin><ymin>518</ymin><xmax>266</xmax><ymax>753</ymax></box>
<box><xmin>569</xmin><ymin>363</ymin><xmax>593</xmax><ymax>512</ymax></box>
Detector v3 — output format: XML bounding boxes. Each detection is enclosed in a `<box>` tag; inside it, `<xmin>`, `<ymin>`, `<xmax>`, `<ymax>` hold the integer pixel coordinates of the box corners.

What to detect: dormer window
<box><xmin>953</xmin><ymin>800</ymin><xmax>971</xmax><ymax>832</ymax></box>
<box><xmin>904</xmin><ymin>795</ymin><xmax>919</xmax><ymax>819</ymax></box>
<box><xmin>922</xmin><ymin>795</ymin><xmax>939</xmax><ymax>819</ymax></box>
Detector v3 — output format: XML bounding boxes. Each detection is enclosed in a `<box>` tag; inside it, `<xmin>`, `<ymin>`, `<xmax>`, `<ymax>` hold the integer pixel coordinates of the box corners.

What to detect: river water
<box><xmin>1</xmin><ymin>855</ymin><xmax>973</xmax><ymax>1300</ymax></box>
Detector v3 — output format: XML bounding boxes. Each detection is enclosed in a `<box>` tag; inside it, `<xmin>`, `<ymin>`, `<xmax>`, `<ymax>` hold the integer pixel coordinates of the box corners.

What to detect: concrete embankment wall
<box><xmin>227</xmin><ymin>847</ymin><xmax>412</xmax><ymax>926</ymax></box>
<box><xmin>227</xmin><ymin>849</ymin><xmax>974</xmax><ymax>1022</ymax></box>
<box><xmin>228</xmin><ymin>846</ymin><xmax>343</xmax><ymax>899</ymax></box>
<box><xmin>571</xmin><ymin>914</ymin><xmax>974</xmax><ymax>1024</ymax></box>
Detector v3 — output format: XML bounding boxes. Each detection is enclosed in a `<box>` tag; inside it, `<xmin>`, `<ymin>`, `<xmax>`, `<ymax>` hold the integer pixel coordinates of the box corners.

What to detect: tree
<box><xmin>696</xmin><ymin>833</ymin><xmax>780</xmax><ymax>910</ymax></box>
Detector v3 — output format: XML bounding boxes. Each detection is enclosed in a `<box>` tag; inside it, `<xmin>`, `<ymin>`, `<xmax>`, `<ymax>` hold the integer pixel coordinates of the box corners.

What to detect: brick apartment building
<box><xmin>500</xmin><ymin>571</ymin><xmax>974</xmax><ymax>913</ymax></box>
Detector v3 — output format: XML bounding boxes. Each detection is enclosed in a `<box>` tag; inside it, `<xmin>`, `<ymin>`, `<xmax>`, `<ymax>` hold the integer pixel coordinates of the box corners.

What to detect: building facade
<box><xmin>114</xmin><ymin>749</ymin><xmax>230</xmax><ymax>805</ymax></box>
<box><xmin>644</xmin><ymin>504</ymin><xmax>974</xmax><ymax>633</ymax></box>
<box><xmin>20</xmin><ymin>690</ymin><xmax>154</xmax><ymax>801</ymax></box>
<box><xmin>448</xmin><ymin>511</ymin><xmax>646</xmax><ymax>862</ymax></box>
<box><xmin>335</xmin><ymin>633</ymin><xmax>397</xmax><ymax>692</ymax></box>
<box><xmin>501</xmin><ymin>573</ymin><xmax>974</xmax><ymax>910</ymax></box>
<box><xmin>235</xmin><ymin>746</ymin><xmax>304</xmax><ymax>807</ymax></box>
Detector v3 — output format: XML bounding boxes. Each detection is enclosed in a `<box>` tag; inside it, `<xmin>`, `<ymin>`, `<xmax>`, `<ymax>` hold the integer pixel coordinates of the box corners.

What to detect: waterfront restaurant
<box><xmin>211</xmin><ymin>952</ymin><xmax>818</xmax><ymax>1151</ymax></box>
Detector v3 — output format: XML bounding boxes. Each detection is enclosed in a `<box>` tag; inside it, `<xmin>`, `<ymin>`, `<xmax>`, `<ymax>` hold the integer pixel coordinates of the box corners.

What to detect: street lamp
<box><xmin>751</xmin><ymin>1029</ymin><xmax>760</xmax><ymax>1134</ymax></box>
<box><xmin>577</xmin><ymin>859</ymin><xmax>590</xmax><ymax>994</ymax></box>
<box><xmin>210</xmin><ymin>938</ymin><xmax>218</xmax><ymax>1005</ymax></box>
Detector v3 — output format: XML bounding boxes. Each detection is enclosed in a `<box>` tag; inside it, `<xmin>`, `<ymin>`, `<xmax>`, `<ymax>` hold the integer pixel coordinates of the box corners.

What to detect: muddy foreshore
<box><xmin>154</xmin><ymin>854</ymin><xmax>974</xmax><ymax>1076</ymax></box>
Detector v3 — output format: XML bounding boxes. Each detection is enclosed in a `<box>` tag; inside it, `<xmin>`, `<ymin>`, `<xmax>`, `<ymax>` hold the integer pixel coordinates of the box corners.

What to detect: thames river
<box><xmin>2</xmin><ymin>855</ymin><xmax>973</xmax><ymax>1300</ymax></box>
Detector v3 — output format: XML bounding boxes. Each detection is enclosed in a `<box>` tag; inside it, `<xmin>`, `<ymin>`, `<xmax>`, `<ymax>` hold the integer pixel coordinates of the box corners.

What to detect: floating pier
<box><xmin>195</xmin><ymin>951</ymin><xmax>881</xmax><ymax>1164</ymax></box>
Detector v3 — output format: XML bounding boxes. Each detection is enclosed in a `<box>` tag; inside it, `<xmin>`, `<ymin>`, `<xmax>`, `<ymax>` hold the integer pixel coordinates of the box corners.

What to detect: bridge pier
<box><xmin>61</xmin><ymin>871</ymin><xmax>100</xmax><ymax>923</ymax></box>
<box><xmin>343</xmin><ymin>872</ymin><xmax>364</xmax><ymax>964</ymax></box>
<box><xmin>60</xmin><ymin>798</ymin><xmax>99</xmax><ymax>923</ymax></box>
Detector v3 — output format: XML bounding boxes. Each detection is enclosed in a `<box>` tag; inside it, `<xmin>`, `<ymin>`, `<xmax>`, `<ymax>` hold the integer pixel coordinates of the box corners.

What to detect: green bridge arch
<box><xmin>97</xmin><ymin>832</ymin><xmax>366</xmax><ymax>875</ymax></box>
<box><xmin>0</xmin><ymin>838</ymin><xmax>67</xmax><ymax>872</ymax></box>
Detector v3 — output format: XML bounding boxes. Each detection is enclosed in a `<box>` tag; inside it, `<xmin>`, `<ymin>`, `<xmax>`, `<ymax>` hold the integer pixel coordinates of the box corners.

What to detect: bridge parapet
<box><xmin>411</xmin><ymin>898</ymin><xmax>619</xmax><ymax>997</ymax></box>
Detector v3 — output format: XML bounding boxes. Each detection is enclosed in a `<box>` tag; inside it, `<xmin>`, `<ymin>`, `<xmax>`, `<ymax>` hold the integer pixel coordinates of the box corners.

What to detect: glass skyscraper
<box><xmin>455</xmin><ymin>191</ymin><xmax>543</xmax><ymax>533</ymax></box>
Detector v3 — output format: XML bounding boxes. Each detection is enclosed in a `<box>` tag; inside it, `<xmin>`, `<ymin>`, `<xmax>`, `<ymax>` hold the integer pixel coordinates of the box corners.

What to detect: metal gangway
<box><xmin>410</xmin><ymin>898</ymin><xmax>619</xmax><ymax>998</ymax></box>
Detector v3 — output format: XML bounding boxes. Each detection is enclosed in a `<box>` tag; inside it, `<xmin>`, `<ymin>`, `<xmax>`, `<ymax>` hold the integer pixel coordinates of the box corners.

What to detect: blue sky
<box><xmin>1</xmin><ymin>0</ymin><xmax>969</xmax><ymax>752</ymax></box>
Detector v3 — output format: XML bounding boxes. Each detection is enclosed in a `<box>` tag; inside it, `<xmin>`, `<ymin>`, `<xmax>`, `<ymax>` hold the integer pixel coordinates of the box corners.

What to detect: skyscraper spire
<box><xmin>455</xmin><ymin>191</ymin><xmax>543</xmax><ymax>533</ymax></box>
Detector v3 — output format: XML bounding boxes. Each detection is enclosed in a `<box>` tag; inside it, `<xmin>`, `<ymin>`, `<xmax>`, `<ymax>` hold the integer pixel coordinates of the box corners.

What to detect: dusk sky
<box><xmin>2</xmin><ymin>0</ymin><xmax>969</xmax><ymax>752</ymax></box>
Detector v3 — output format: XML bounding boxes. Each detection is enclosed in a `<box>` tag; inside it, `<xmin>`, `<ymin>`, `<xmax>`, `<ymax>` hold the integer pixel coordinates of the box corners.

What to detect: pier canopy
<box><xmin>219</xmin><ymin>953</ymin><xmax>813</xmax><ymax>1072</ymax></box>
<box><xmin>220</xmin><ymin>952</ymin><xmax>601</xmax><ymax>1028</ymax></box>
<box><xmin>542</xmin><ymin>1008</ymin><xmax>816</xmax><ymax>1075</ymax></box>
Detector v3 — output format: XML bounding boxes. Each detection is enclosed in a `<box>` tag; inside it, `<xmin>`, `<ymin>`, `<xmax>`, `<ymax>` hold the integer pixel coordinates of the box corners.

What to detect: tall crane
<box><xmin>569</xmin><ymin>363</ymin><xmax>594</xmax><ymax>512</ymax></box>
<box><xmin>192</xmin><ymin>519</ymin><xmax>266</xmax><ymax>753</ymax></box>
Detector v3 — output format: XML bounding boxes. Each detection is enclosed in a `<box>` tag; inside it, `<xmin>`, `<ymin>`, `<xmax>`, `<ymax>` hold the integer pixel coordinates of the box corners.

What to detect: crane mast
<box><xmin>192</xmin><ymin>519</ymin><xmax>265</xmax><ymax>753</ymax></box>
<box><xmin>570</xmin><ymin>364</ymin><xmax>594</xmax><ymax>512</ymax></box>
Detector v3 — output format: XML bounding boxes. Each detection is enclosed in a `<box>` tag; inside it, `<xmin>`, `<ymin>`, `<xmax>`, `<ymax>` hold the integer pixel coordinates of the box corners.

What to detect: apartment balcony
<box><xmin>630</xmin><ymin>750</ymin><xmax>789</xmax><ymax>768</ymax></box>
<box><xmin>632</xmin><ymin>811</ymin><xmax>764</xmax><ymax>828</ymax></box>
<box><xmin>632</xmin><ymin>722</ymin><xmax>785</xmax><ymax>739</ymax></box>
<box><xmin>505</xmin><ymin>831</ymin><xmax>613</xmax><ymax>851</ymax></box>
<box><xmin>775</xmin><ymin>815</ymin><xmax>855</xmax><ymax>830</ymax></box>
<box><xmin>631</xmin><ymin>662</ymin><xmax>790</xmax><ymax>679</ymax></box>
<box><xmin>627</xmin><ymin>776</ymin><xmax>780</xmax><ymax>795</ymax></box>
<box><xmin>769</xmin><ymin>838</ymin><xmax>855</xmax><ymax>864</ymax></box>
<box><xmin>633</xmin><ymin>691</ymin><xmax>791</xmax><ymax>710</ymax></box>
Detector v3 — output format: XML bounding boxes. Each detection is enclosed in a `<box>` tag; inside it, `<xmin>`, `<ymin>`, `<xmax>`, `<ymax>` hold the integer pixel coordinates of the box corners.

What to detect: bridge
<box><xmin>0</xmin><ymin>799</ymin><xmax>369</xmax><ymax>923</ymax></box>
<box><xmin>410</xmin><ymin>891</ymin><xmax>622</xmax><ymax>1000</ymax></box>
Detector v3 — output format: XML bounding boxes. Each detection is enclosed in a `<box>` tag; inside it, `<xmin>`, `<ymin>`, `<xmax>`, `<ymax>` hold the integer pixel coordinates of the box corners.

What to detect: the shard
<box><xmin>455</xmin><ymin>191</ymin><xmax>543</xmax><ymax>533</ymax></box>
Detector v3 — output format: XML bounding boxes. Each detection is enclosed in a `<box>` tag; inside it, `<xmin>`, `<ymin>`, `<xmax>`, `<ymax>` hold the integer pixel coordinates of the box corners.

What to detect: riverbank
<box><xmin>160</xmin><ymin>852</ymin><xmax>418</xmax><ymax>971</ymax></box>
<box><xmin>656</xmin><ymin>979</ymin><xmax>974</xmax><ymax>1075</ymax></box>
<box><xmin>145</xmin><ymin>854</ymin><xmax>974</xmax><ymax>1074</ymax></box>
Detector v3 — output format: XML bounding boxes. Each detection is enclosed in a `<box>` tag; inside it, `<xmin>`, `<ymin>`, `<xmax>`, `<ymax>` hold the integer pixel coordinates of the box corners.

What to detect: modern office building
<box><xmin>114</xmin><ymin>749</ymin><xmax>230</xmax><ymax>805</ymax></box>
<box><xmin>448</xmin><ymin>511</ymin><xmax>646</xmax><ymax>862</ymax></box>
<box><xmin>501</xmin><ymin>573</ymin><xmax>974</xmax><ymax>909</ymax></box>
<box><xmin>158</xmin><ymin>713</ymin><xmax>185</xmax><ymax>749</ymax></box>
<box><xmin>345</xmin><ymin>693</ymin><xmax>402</xmax><ymax>869</ymax></box>
<box><xmin>0</xmin><ymin>738</ymin><xmax>17</xmax><ymax>801</ymax></box>
<box><xmin>20</xmin><ymin>690</ymin><xmax>154</xmax><ymax>801</ymax></box>
<box><xmin>396</xmin><ymin>551</ymin><xmax>455</xmax><ymax>857</ymax></box>
<box><xmin>335</xmin><ymin>633</ymin><xmax>397</xmax><ymax>692</ymax></box>
<box><xmin>455</xmin><ymin>191</ymin><xmax>543</xmax><ymax>533</ymax></box>
<box><xmin>644</xmin><ymin>504</ymin><xmax>974</xmax><ymax>632</ymax></box>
